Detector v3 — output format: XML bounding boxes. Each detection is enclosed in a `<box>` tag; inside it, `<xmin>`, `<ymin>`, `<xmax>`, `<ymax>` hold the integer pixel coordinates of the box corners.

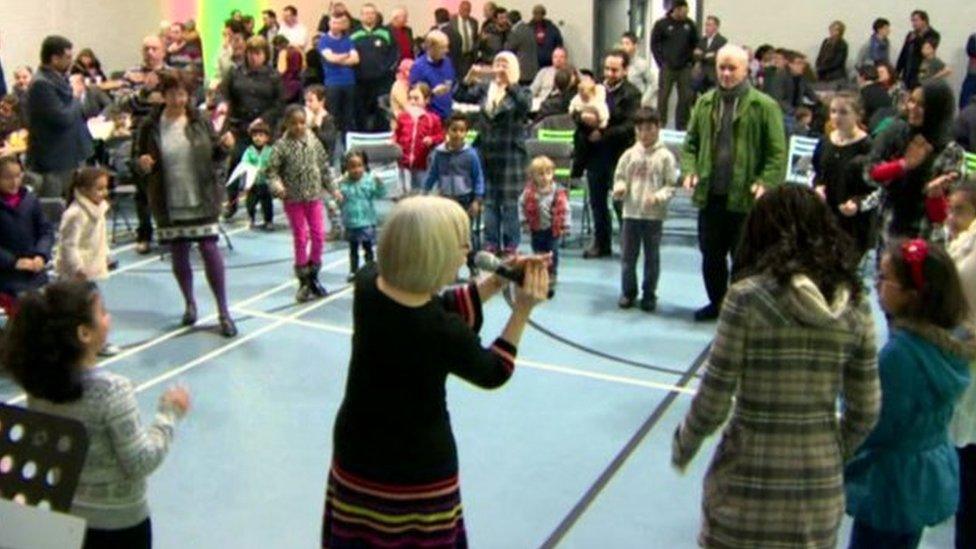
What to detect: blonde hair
<box><xmin>378</xmin><ymin>196</ymin><xmax>470</xmax><ymax>294</ymax></box>
<box><xmin>529</xmin><ymin>155</ymin><xmax>555</xmax><ymax>180</ymax></box>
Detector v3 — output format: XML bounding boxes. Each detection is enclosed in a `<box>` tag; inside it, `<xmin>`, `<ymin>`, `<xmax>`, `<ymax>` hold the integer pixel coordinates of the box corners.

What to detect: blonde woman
<box><xmin>323</xmin><ymin>196</ymin><xmax>548</xmax><ymax>547</ymax></box>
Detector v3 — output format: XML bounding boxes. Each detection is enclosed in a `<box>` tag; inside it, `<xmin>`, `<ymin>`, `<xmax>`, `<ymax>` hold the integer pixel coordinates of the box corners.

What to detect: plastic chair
<box><xmin>786</xmin><ymin>135</ymin><xmax>820</xmax><ymax>185</ymax></box>
<box><xmin>0</xmin><ymin>403</ymin><xmax>89</xmax><ymax>512</ymax></box>
<box><xmin>964</xmin><ymin>151</ymin><xmax>976</xmax><ymax>178</ymax></box>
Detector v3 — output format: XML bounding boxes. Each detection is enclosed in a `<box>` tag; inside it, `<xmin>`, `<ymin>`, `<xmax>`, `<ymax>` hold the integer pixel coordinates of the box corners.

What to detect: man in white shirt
<box><xmin>530</xmin><ymin>47</ymin><xmax>569</xmax><ymax>100</ymax></box>
<box><xmin>278</xmin><ymin>5</ymin><xmax>309</xmax><ymax>49</ymax></box>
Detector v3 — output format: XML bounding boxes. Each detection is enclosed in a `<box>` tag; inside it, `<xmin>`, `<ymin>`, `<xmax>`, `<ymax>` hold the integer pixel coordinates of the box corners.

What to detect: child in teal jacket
<box><xmin>335</xmin><ymin>151</ymin><xmax>385</xmax><ymax>281</ymax></box>
<box><xmin>241</xmin><ymin>122</ymin><xmax>274</xmax><ymax>230</ymax></box>
<box><xmin>845</xmin><ymin>238</ymin><xmax>975</xmax><ymax>549</ymax></box>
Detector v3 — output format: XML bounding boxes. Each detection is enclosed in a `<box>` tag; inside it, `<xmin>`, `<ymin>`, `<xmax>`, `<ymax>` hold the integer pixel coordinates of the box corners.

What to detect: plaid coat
<box><xmin>673</xmin><ymin>275</ymin><xmax>881</xmax><ymax>549</ymax></box>
<box><xmin>457</xmin><ymin>82</ymin><xmax>532</xmax><ymax>203</ymax></box>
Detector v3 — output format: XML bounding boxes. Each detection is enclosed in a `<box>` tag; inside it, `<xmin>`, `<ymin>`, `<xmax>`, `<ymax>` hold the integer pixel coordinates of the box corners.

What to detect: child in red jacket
<box><xmin>393</xmin><ymin>83</ymin><xmax>444</xmax><ymax>198</ymax></box>
<box><xmin>519</xmin><ymin>156</ymin><xmax>570</xmax><ymax>293</ymax></box>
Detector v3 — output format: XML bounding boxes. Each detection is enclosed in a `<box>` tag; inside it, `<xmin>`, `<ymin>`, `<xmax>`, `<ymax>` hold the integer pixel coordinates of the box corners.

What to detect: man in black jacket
<box><xmin>433</xmin><ymin>8</ymin><xmax>464</xmax><ymax>84</ymax></box>
<box><xmin>694</xmin><ymin>15</ymin><xmax>727</xmax><ymax>93</ymax></box>
<box><xmin>351</xmin><ymin>3</ymin><xmax>398</xmax><ymax>131</ymax></box>
<box><xmin>650</xmin><ymin>0</ymin><xmax>697</xmax><ymax>130</ymax></box>
<box><xmin>582</xmin><ymin>50</ymin><xmax>641</xmax><ymax>259</ymax></box>
<box><xmin>26</xmin><ymin>35</ymin><xmax>93</xmax><ymax>199</ymax></box>
<box><xmin>451</xmin><ymin>1</ymin><xmax>480</xmax><ymax>80</ymax></box>
<box><xmin>896</xmin><ymin>10</ymin><xmax>940</xmax><ymax>90</ymax></box>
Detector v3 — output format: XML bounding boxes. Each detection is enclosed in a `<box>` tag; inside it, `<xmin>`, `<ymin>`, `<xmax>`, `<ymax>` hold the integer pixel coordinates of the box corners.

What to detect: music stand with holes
<box><xmin>0</xmin><ymin>403</ymin><xmax>89</xmax><ymax>512</ymax></box>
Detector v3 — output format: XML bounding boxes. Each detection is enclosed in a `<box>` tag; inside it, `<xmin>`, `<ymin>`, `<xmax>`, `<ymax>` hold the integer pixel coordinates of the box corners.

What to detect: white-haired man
<box><xmin>681</xmin><ymin>44</ymin><xmax>786</xmax><ymax>321</ymax></box>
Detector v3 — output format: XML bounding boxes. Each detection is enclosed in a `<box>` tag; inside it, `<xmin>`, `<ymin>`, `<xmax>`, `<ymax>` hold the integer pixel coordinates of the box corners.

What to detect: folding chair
<box><xmin>345</xmin><ymin>131</ymin><xmax>402</xmax><ymax>195</ymax></box>
<box><xmin>963</xmin><ymin>151</ymin><xmax>976</xmax><ymax>179</ymax></box>
<box><xmin>786</xmin><ymin>135</ymin><xmax>820</xmax><ymax>186</ymax></box>
<box><xmin>0</xmin><ymin>404</ymin><xmax>89</xmax><ymax>548</ymax></box>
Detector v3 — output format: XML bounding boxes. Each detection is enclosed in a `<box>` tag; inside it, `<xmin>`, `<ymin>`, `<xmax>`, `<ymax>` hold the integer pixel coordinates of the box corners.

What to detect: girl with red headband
<box><xmin>845</xmin><ymin>238</ymin><xmax>975</xmax><ymax>548</ymax></box>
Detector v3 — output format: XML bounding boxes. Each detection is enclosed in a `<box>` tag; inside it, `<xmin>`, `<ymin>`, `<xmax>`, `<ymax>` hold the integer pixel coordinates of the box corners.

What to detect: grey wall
<box><xmin>702</xmin><ymin>0</ymin><xmax>973</xmax><ymax>95</ymax></box>
<box><xmin>1</xmin><ymin>0</ymin><xmax>162</xmax><ymax>83</ymax></box>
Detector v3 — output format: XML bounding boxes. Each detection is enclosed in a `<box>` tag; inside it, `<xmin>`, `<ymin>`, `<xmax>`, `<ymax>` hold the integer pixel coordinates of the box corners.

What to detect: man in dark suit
<box><xmin>694</xmin><ymin>15</ymin><xmax>727</xmax><ymax>93</ymax></box>
<box><xmin>896</xmin><ymin>10</ymin><xmax>940</xmax><ymax>90</ymax></box>
<box><xmin>451</xmin><ymin>1</ymin><xmax>480</xmax><ymax>80</ymax></box>
<box><xmin>433</xmin><ymin>8</ymin><xmax>463</xmax><ymax>80</ymax></box>
<box><xmin>26</xmin><ymin>35</ymin><xmax>93</xmax><ymax>198</ymax></box>
<box><xmin>503</xmin><ymin>10</ymin><xmax>539</xmax><ymax>86</ymax></box>
<box><xmin>582</xmin><ymin>50</ymin><xmax>641</xmax><ymax>258</ymax></box>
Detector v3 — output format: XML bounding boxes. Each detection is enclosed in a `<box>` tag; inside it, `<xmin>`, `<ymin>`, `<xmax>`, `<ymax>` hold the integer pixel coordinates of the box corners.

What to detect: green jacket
<box><xmin>681</xmin><ymin>86</ymin><xmax>787</xmax><ymax>213</ymax></box>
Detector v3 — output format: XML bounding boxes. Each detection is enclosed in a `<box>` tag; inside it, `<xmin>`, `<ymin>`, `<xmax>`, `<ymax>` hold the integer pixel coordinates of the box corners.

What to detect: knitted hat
<box><xmin>248</xmin><ymin>120</ymin><xmax>271</xmax><ymax>137</ymax></box>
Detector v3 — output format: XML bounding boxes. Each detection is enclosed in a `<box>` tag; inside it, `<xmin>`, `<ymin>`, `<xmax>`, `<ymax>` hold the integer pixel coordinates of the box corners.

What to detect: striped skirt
<box><xmin>322</xmin><ymin>462</ymin><xmax>467</xmax><ymax>548</ymax></box>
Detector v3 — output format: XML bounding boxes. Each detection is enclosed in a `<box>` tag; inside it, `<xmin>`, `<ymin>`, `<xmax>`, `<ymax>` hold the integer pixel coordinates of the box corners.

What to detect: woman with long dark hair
<box><xmin>673</xmin><ymin>185</ymin><xmax>881</xmax><ymax>548</ymax></box>
<box><xmin>866</xmin><ymin>79</ymin><xmax>964</xmax><ymax>244</ymax></box>
<box><xmin>135</xmin><ymin>69</ymin><xmax>237</xmax><ymax>337</ymax></box>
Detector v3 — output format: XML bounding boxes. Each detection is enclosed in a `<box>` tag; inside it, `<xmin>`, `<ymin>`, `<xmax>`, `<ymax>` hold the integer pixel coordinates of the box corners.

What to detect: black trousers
<box><xmin>958</xmin><ymin>445</ymin><xmax>976</xmax><ymax>549</ymax></box>
<box><xmin>134</xmin><ymin>173</ymin><xmax>153</xmax><ymax>242</ymax></box>
<box><xmin>246</xmin><ymin>184</ymin><xmax>273</xmax><ymax>223</ymax></box>
<box><xmin>326</xmin><ymin>85</ymin><xmax>356</xmax><ymax>134</ymax></box>
<box><xmin>84</xmin><ymin>517</ymin><xmax>151</xmax><ymax>549</ymax></box>
<box><xmin>586</xmin><ymin>156</ymin><xmax>615</xmax><ymax>253</ymax></box>
<box><xmin>658</xmin><ymin>66</ymin><xmax>694</xmax><ymax>130</ymax></box>
<box><xmin>697</xmin><ymin>197</ymin><xmax>746</xmax><ymax>308</ymax></box>
<box><xmin>354</xmin><ymin>77</ymin><xmax>390</xmax><ymax>132</ymax></box>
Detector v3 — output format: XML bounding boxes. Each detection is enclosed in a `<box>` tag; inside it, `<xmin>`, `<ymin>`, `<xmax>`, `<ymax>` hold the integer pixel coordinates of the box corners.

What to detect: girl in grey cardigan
<box><xmin>3</xmin><ymin>281</ymin><xmax>190</xmax><ymax>549</ymax></box>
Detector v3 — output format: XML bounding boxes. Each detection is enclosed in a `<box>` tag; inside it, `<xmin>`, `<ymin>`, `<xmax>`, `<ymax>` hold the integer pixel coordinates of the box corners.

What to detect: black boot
<box><xmin>308</xmin><ymin>262</ymin><xmax>328</xmax><ymax>297</ymax></box>
<box><xmin>295</xmin><ymin>265</ymin><xmax>315</xmax><ymax>303</ymax></box>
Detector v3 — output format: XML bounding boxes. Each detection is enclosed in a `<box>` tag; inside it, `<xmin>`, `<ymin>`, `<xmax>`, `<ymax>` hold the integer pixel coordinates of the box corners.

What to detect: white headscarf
<box><xmin>486</xmin><ymin>51</ymin><xmax>521</xmax><ymax>116</ymax></box>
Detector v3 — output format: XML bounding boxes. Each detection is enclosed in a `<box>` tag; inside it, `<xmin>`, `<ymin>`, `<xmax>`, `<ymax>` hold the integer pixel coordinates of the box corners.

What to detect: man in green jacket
<box><xmin>681</xmin><ymin>44</ymin><xmax>786</xmax><ymax>321</ymax></box>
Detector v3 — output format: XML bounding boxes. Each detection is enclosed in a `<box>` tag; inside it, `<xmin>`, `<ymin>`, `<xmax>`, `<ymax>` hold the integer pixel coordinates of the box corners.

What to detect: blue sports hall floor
<box><xmin>0</xmin><ymin>194</ymin><xmax>955</xmax><ymax>548</ymax></box>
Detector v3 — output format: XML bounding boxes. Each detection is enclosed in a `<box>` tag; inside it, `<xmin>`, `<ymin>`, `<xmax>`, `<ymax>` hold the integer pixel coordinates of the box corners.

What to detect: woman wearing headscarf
<box><xmin>455</xmin><ymin>51</ymin><xmax>532</xmax><ymax>256</ymax></box>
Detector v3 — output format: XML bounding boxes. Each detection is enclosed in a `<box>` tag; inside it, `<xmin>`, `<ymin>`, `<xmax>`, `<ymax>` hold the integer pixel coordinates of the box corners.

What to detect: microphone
<box><xmin>473</xmin><ymin>251</ymin><xmax>554</xmax><ymax>299</ymax></box>
<box><xmin>474</xmin><ymin>251</ymin><xmax>524</xmax><ymax>284</ymax></box>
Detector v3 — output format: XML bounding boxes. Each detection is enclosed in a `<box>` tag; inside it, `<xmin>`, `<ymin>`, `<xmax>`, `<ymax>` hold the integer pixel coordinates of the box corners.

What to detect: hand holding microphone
<box><xmin>473</xmin><ymin>251</ymin><xmax>553</xmax><ymax>301</ymax></box>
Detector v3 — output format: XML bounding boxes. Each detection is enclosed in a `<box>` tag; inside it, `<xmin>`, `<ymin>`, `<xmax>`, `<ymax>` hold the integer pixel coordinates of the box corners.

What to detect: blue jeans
<box><xmin>848</xmin><ymin>520</ymin><xmax>922</xmax><ymax>549</ymax></box>
<box><xmin>530</xmin><ymin>230</ymin><xmax>559</xmax><ymax>276</ymax></box>
<box><xmin>483</xmin><ymin>199</ymin><xmax>520</xmax><ymax>253</ymax></box>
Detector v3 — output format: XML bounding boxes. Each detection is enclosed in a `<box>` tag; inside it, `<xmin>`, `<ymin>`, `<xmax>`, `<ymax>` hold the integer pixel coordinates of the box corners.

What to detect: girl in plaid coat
<box><xmin>673</xmin><ymin>185</ymin><xmax>881</xmax><ymax>549</ymax></box>
<box><xmin>456</xmin><ymin>51</ymin><xmax>532</xmax><ymax>255</ymax></box>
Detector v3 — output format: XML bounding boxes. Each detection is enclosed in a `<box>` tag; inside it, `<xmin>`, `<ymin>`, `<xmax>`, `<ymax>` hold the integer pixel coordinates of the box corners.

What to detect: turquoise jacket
<box><xmin>338</xmin><ymin>174</ymin><xmax>385</xmax><ymax>230</ymax></box>
<box><xmin>845</xmin><ymin>322</ymin><xmax>973</xmax><ymax>532</ymax></box>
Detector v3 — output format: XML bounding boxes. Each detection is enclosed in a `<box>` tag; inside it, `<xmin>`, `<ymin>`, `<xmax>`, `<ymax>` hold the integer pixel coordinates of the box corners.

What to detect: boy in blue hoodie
<box><xmin>424</xmin><ymin>113</ymin><xmax>485</xmax><ymax>258</ymax></box>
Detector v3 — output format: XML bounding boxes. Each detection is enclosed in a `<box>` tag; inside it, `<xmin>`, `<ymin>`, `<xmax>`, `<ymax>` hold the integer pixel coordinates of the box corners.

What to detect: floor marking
<box><xmin>133</xmin><ymin>286</ymin><xmax>353</xmax><ymax>393</ymax></box>
<box><xmin>540</xmin><ymin>344</ymin><xmax>710</xmax><ymax>548</ymax></box>
<box><xmin>231</xmin><ymin>307</ymin><xmax>696</xmax><ymax>395</ymax></box>
<box><xmin>5</xmin><ymin>257</ymin><xmax>348</xmax><ymax>405</ymax></box>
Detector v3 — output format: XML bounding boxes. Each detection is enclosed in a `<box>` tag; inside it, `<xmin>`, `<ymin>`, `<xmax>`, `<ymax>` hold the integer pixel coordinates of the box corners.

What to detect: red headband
<box><xmin>901</xmin><ymin>239</ymin><xmax>928</xmax><ymax>291</ymax></box>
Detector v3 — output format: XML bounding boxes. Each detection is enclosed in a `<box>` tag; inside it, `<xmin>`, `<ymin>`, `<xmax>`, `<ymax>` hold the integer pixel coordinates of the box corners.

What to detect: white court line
<box><xmin>232</xmin><ymin>307</ymin><xmax>695</xmax><ymax>395</ymax></box>
<box><xmin>134</xmin><ymin>286</ymin><xmax>354</xmax><ymax>393</ymax></box>
<box><xmin>5</xmin><ymin>256</ymin><xmax>348</xmax><ymax>405</ymax></box>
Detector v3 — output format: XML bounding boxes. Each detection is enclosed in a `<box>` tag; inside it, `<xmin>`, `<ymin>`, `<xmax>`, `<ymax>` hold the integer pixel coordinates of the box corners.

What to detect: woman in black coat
<box><xmin>816</xmin><ymin>21</ymin><xmax>850</xmax><ymax>83</ymax></box>
<box><xmin>220</xmin><ymin>35</ymin><xmax>284</xmax><ymax>219</ymax></box>
<box><xmin>136</xmin><ymin>70</ymin><xmax>237</xmax><ymax>337</ymax></box>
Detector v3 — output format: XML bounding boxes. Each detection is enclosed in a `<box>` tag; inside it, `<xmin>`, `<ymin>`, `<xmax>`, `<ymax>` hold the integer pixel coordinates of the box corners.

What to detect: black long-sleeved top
<box><xmin>815</xmin><ymin>38</ymin><xmax>848</xmax><ymax>81</ymax></box>
<box><xmin>650</xmin><ymin>15</ymin><xmax>698</xmax><ymax>70</ymax></box>
<box><xmin>221</xmin><ymin>65</ymin><xmax>284</xmax><ymax>135</ymax></box>
<box><xmin>896</xmin><ymin>27</ymin><xmax>941</xmax><ymax>90</ymax></box>
<box><xmin>332</xmin><ymin>267</ymin><xmax>518</xmax><ymax>483</ymax></box>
